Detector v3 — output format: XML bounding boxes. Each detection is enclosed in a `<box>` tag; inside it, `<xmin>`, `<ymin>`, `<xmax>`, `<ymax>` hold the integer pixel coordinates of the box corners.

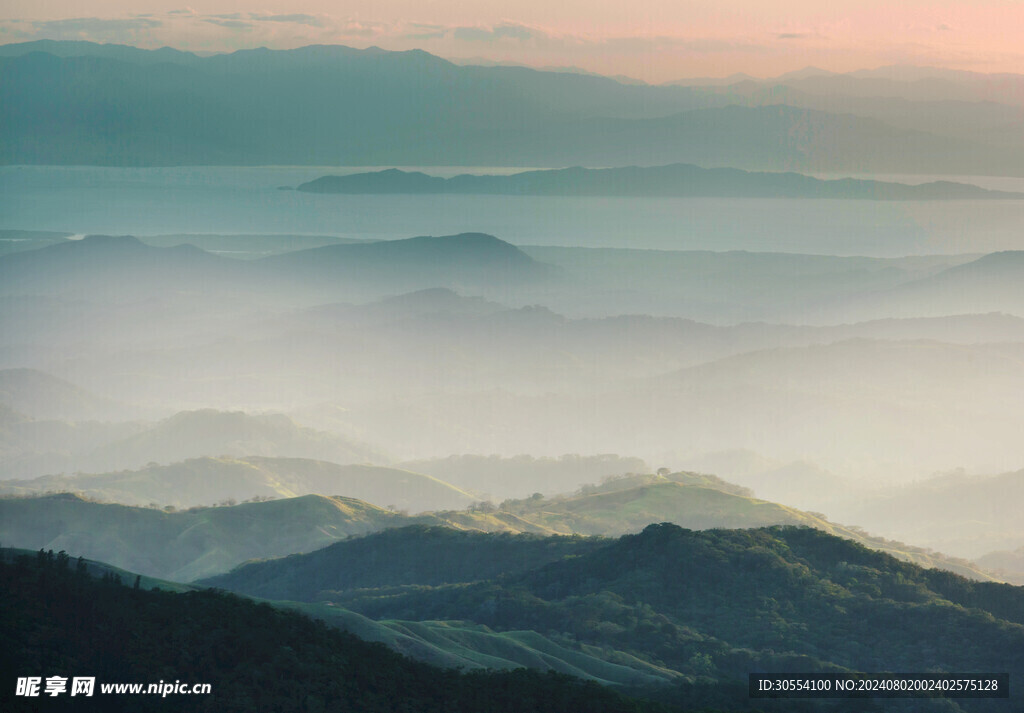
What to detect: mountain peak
<box><xmin>778</xmin><ymin>66</ymin><xmax>837</xmax><ymax>80</ymax></box>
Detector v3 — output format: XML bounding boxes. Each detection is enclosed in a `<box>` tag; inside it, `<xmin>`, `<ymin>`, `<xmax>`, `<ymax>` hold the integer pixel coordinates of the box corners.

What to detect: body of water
<box><xmin>3</xmin><ymin>165</ymin><xmax>1024</xmax><ymax>257</ymax></box>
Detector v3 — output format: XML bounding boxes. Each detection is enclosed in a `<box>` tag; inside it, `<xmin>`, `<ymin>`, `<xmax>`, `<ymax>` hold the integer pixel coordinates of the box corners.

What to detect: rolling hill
<box><xmin>0</xmin><ymin>549</ymin><xmax>661</xmax><ymax>713</ymax></box>
<box><xmin>0</xmin><ymin>469</ymin><xmax>993</xmax><ymax>583</ymax></box>
<box><xmin>356</xmin><ymin>338</ymin><xmax>1024</xmax><ymax>481</ymax></box>
<box><xmin>0</xmin><ymin>234</ymin><xmax>249</xmax><ymax>300</ymax></box>
<box><xmin>475</xmin><ymin>473</ymin><xmax>994</xmax><ymax>579</ymax></box>
<box><xmin>199</xmin><ymin>525</ymin><xmax>608</xmax><ymax>600</ymax></box>
<box><xmin>505</xmin><ymin>479</ymin><xmax>821</xmax><ymax>535</ymax></box>
<box><xmin>0</xmin><ymin>455</ymin><xmax>474</xmax><ymax>512</ymax></box>
<box><xmin>77</xmin><ymin>409</ymin><xmax>386</xmax><ymax>475</ymax></box>
<box><xmin>396</xmin><ymin>454</ymin><xmax>649</xmax><ymax>500</ymax></box>
<box><xmin>826</xmin><ymin>250</ymin><xmax>1024</xmax><ymax>321</ymax></box>
<box><xmin>0</xmin><ymin>492</ymin><xmax>406</xmax><ymax>581</ymax></box>
<box><xmin>260</xmin><ymin>233</ymin><xmax>552</xmax><ymax>293</ymax></box>
<box><xmin>977</xmin><ymin>546</ymin><xmax>1024</xmax><ymax>585</ymax></box>
<box><xmin>825</xmin><ymin>468</ymin><xmax>1024</xmax><ymax>559</ymax></box>
<box><xmin>205</xmin><ymin>523</ymin><xmax>1024</xmax><ymax>711</ymax></box>
<box><xmin>0</xmin><ymin>367</ymin><xmax>127</xmax><ymax>421</ymax></box>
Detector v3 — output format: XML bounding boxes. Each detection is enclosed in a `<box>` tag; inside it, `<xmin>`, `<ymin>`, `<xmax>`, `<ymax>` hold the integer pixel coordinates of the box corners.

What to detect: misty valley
<box><xmin>3</xmin><ymin>39</ymin><xmax>1024</xmax><ymax>713</ymax></box>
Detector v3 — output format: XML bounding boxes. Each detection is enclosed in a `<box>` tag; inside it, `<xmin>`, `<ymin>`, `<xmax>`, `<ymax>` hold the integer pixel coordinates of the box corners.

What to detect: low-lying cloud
<box><xmin>452</xmin><ymin>23</ymin><xmax>547</xmax><ymax>43</ymax></box>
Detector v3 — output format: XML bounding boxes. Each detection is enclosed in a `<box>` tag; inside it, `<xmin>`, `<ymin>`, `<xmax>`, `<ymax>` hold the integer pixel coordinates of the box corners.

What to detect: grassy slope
<box><xmin>0</xmin><ymin>492</ymin><xmax>404</xmax><ymax>581</ymax></box>
<box><xmin>281</xmin><ymin>601</ymin><xmax>677</xmax><ymax>687</ymax></box>
<box><xmin>318</xmin><ymin>523</ymin><xmax>1024</xmax><ymax>711</ymax></box>
<box><xmin>506</xmin><ymin>478</ymin><xmax>996</xmax><ymax>581</ymax></box>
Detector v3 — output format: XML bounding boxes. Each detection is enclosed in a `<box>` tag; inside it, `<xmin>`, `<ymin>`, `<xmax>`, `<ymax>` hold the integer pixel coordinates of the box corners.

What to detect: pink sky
<box><xmin>2</xmin><ymin>0</ymin><xmax>1022</xmax><ymax>82</ymax></box>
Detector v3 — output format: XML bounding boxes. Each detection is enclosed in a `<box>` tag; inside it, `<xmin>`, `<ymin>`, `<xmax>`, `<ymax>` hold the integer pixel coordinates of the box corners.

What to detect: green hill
<box><xmin>280</xmin><ymin>603</ymin><xmax>681</xmax><ymax>688</ymax></box>
<box><xmin>0</xmin><ymin>493</ymin><xmax>405</xmax><ymax>581</ymax></box>
<box><xmin>199</xmin><ymin>525</ymin><xmax>607</xmax><ymax>600</ymax></box>
<box><xmin>317</xmin><ymin>524</ymin><xmax>1024</xmax><ymax>711</ymax></box>
<box><xmin>0</xmin><ymin>470</ymin><xmax>993</xmax><ymax>584</ymax></box>
<box><xmin>512</xmin><ymin>480</ymin><xmax>811</xmax><ymax>535</ymax></box>
<box><xmin>518</xmin><ymin>474</ymin><xmax>995</xmax><ymax>580</ymax></box>
<box><xmin>0</xmin><ymin>549</ymin><xmax>668</xmax><ymax>713</ymax></box>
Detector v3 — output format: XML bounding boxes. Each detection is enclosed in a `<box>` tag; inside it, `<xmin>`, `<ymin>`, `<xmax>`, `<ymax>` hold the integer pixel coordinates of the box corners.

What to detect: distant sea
<box><xmin>3</xmin><ymin>165</ymin><xmax>1024</xmax><ymax>257</ymax></box>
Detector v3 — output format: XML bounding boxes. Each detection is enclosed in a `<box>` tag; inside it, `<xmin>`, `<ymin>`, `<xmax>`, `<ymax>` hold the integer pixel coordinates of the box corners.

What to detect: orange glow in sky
<box><xmin>1</xmin><ymin>0</ymin><xmax>1022</xmax><ymax>81</ymax></box>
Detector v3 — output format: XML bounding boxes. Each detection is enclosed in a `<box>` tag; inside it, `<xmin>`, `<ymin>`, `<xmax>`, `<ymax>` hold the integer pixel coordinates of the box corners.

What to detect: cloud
<box><xmin>0</xmin><ymin>24</ymin><xmax>33</xmax><ymax>39</ymax></box>
<box><xmin>595</xmin><ymin>35</ymin><xmax>772</xmax><ymax>55</ymax></box>
<box><xmin>452</xmin><ymin>23</ymin><xmax>547</xmax><ymax>43</ymax></box>
<box><xmin>202</xmin><ymin>18</ymin><xmax>253</xmax><ymax>30</ymax></box>
<box><xmin>332</xmin><ymin>20</ymin><xmax>389</xmax><ymax>38</ymax></box>
<box><xmin>31</xmin><ymin>17</ymin><xmax>163</xmax><ymax>33</ymax></box>
<box><xmin>252</xmin><ymin>14</ymin><xmax>325</xmax><ymax>28</ymax></box>
<box><xmin>776</xmin><ymin>32</ymin><xmax>813</xmax><ymax>40</ymax></box>
<box><xmin>404</xmin><ymin>29</ymin><xmax>448</xmax><ymax>40</ymax></box>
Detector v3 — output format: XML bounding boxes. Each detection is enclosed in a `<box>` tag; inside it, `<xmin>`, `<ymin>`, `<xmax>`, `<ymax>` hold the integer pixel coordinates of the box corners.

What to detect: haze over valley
<box><xmin>3</xmin><ymin>35</ymin><xmax>1024</xmax><ymax>713</ymax></box>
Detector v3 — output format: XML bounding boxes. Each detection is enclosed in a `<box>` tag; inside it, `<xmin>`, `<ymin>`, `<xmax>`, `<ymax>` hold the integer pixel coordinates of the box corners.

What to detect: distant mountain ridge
<box><xmin>298</xmin><ymin>165</ymin><xmax>1024</xmax><ymax>200</ymax></box>
<box><xmin>0</xmin><ymin>234</ymin><xmax>248</xmax><ymax>299</ymax></box>
<box><xmin>264</xmin><ymin>232</ymin><xmax>543</xmax><ymax>271</ymax></box>
<box><xmin>0</xmin><ymin>231</ymin><xmax>552</xmax><ymax>305</ymax></box>
<box><xmin>79</xmin><ymin>409</ymin><xmax>385</xmax><ymax>474</ymax></box>
<box><xmin>4</xmin><ymin>41</ymin><xmax>1024</xmax><ymax>173</ymax></box>
<box><xmin>260</xmin><ymin>233</ymin><xmax>552</xmax><ymax>291</ymax></box>
<box><xmin>0</xmin><ymin>368</ymin><xmax>126</xmax><ymax>421</ymax></box>
<box><xmin>832</xmin><ymin>250</ymin><xmax>1024</xmax><ymax>320</ymax></box>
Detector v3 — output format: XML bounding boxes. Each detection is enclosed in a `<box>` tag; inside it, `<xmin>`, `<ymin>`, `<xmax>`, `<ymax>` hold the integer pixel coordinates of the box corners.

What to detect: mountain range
<box><xmin>3</xmin><ymin>41</ymin><xmax>1024</xmax><ymax>174</ymax></box>
<box><xmin>0</xmin><ymin>233</ymin><xmax>549</xmax><ymax>306</ymax></box>
<box><xmin>824</xmin><ymin>468</ymin><xmax>1024</xmax><ymax>560</ymax></box>
<box><xmin>298</xmin><ymin>165</ymin><xmax>1024</xmax><ymax>200</ymax></box>
<box><xmin>3</xmin><ymin>35</ymin><xmax>1024</xmax><ymax>713</ymax></box>
<box><xmin>0</xmin><ymin>469</ymin><xmax>994</xmax><ymax>583</ymax></box>
<box><xmin>0</xmin><ymin>404</ymin><xmax>385</xmax><ymax>481</ymax></box>
<box><xmin>202</xmin><ymin>522</ymin><xmax>1024</xmax><ymax>711</ymax></box>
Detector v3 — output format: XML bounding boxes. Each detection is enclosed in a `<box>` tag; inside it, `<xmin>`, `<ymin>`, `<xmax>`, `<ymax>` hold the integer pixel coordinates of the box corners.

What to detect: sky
<box><xmin>1</xmin><ymin>0</ymin><xmax>1023</xmax><ymax>82</ymax></box>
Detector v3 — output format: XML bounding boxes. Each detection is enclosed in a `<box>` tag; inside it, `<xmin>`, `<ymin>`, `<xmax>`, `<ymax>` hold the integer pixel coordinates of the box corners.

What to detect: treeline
<box><xmin>0</xmin><ymin>548</ymin><xmax>691</xmax><ymax>713</ymax></box>
<box><xmin>200</xmin><ymin>525</ymin><xmax>607</xmax><ymax>600</ymax></box>
<box><xmin>209</xmin><ymin>525</ymin><xmax>1022</xmax><ymax>712</ymax></box>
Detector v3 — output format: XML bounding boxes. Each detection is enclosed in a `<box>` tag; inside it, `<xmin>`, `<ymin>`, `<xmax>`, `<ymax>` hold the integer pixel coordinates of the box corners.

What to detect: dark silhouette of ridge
<box><xmin>298</xmin><ymin>164</ymin><xmax>1024</xmax><ymax>200</ymax></box>
<box><xmin>262</xmin><ymin>233</ymin><xmax>551</xmax><ymax>285</ymax></box>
